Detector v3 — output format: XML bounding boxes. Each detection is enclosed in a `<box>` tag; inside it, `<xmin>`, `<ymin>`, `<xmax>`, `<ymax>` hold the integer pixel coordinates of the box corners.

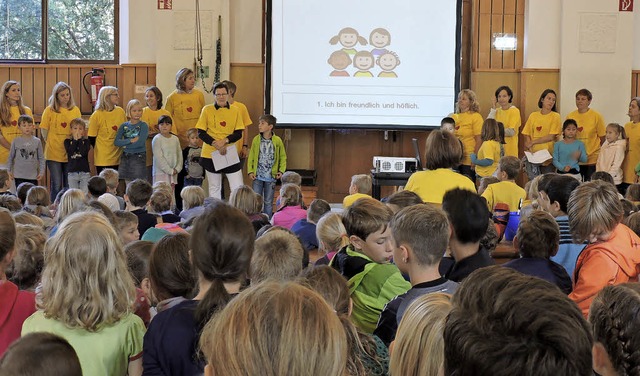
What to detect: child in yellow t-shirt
<box><xmin>343</xmin><ymin>174</ymin><xmax>373</xmax><ymax>208</ymax></box>
<box><xmin>471</xmin><ymin>119</ymin><xmax>502</xmax><ymax>180</ymax></box>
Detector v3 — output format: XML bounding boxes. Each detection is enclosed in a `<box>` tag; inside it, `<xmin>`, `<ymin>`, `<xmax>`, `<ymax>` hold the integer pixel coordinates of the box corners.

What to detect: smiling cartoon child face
<box><xmin>377</xmin><ymin>52</ymin><xmax>400</xmax><ymax>71</ymax></box>
<box><xmin>340</xmin><ymin>32</ymin><xmax>358</xmax><ymax>48</ymax></box>
<box><xmin>353</xmin><ymin>51</ymin><xmax>374</xmax><ymax>70</ymax></box>
<box><xmin>328</xmin><ymin>51</ymin><xmax>352</xmax><ymax>70</ymax></box>
<box><xmin>371</xmin><ymin>31</ymin><xmax>390</xmax><ymax>48</ymax></box>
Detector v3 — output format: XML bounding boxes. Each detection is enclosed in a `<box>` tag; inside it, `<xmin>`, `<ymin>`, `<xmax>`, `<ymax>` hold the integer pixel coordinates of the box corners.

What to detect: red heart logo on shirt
<box><xmin>577</xmin><ymin>127</ymin><xmax>583</xmax><ymax>132</ymax></box>
<box><xmin>455</xmin><ymin>126</ymin><xmax>460</xmax><ymax>130</ymax></box>
<box><xmin>187</xmin><ymin>107</ymin><xmax>193</xmax><ymax>112</ymax></box>
<box><xmin>112</xmin><ymin>125</ymin><xmax>118</xmax><ymax>131</ymax></box>
<box><xmin>220</xmin><ymin>121</ymin><xmax>227</xmax><ymax>127</ymax></box>
<box><xmin>11</xmin><ymin>120</ymin><xmax>16</xmax><ymax>126</ymax></box>
<box><xmin>61</xmin><ymin>122</ymin><xmax>67</xmax><ymax>128</ymax></box>
<box><xmin>536</xmin><ymin>126</ymin><xmax>542</xmax><ymax>132</ymax></box>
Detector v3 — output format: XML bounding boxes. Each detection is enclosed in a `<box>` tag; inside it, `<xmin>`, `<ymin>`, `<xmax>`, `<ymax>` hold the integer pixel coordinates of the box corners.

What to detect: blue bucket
<box><xmin>504</xmin><ymin>211</ymin><xmax>520</xmax><ymax>241</ymax></box>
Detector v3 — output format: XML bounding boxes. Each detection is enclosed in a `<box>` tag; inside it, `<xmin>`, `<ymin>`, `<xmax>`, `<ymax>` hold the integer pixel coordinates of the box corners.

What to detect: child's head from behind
<box><xmin>390</xmin><ymin>204</ymin><xmax>450</xmax><ymax>274</ymax></box>
<box><xmin>384</xmin><ymin>190</ymin><xmax>423</xmax><ymax>213</ymax></box>
<box><xmin>624</xmin><ymin>211</ymin><xmax>640</xmax><ymax>237</ymax></box>
<box><xmin>87</xmin><ymin>176</ymin><xmax>107</xmax><ymax>199</ymax></box>
<box><xmin>149</xmin><ymin>232</ymin><xmax>195</xmax><ymax>302</ymax></box>
<box><xmin>424</xmin><ymin>130</ymin><xmax>462</xmax><ymax>170</ymax></box>
<box><xmin>40</xmin><ymin>211</ymin><xmax>135</xmax><ymax>330</ymax></box>
<box><xmin>0</xmin><ymin>332</ymin><xmax>82</xmax><ymax>376</ymax></box>
<box><xmin>125</xmin><ymin>179</ymin><xmax>153</xmax><ymax>208</ymax></box>
<box><xmin>515</xmin><ymin>211</ymin><xmax>559</xmax><ymax>258</ymax></box>
<box><xmin>307</xmin><ymin>198</ymin><xmax>331</xmax><ymax>224</ymax></box>
<box><xmin>10</xmin><ymin>224</ymin><xmax>46</xmax><ymax>291</ymax></box>
<box><xmin>0</xmin><ymin>169</ymin><xmax>10</xmax><ymax>190</ymax></box>
<box><xmin>343</xmin><ymin>198</ymin><xmax>394</xmax><ymax>263</ymax></box>
<box><xmin>180</xmin><ymin>185</ymin><xmax>205</xmax><ymax>211</ymax></box>
<box><xmin>55</xmin><ymin>188</ymin><xmax>86</xmax><ymax>224</ymax></box>
<box><xmin>16</xmin><ymin>182</ymin><xmax>34</xmax><ymax>205</ymax></box>
<box><xmin>444</xmin><ymin>266</ymin><xmax>592</xmax><ymax>376</ymax></box>
<box><xmin>279</xmin><ymin>183</ymin><xmax>303</xmax><ymax>208</ymax></box>
<box><xmin>541</xmin><ymin>175</ymin><xmax>580</xmax><ymax>216</ymax></box>
<box><xmin>589</xmin><ymin>283</ymin><xmax>640</xmax><ymax>376</ymax></box>
<box><xmin>149</xmin><ymin>190</ymin><xmax>172</xmax><ymax>214</ymax></box>
<box><xmin>124</xmin><ymin>240</ymin><xmax>154</xmax><ymax>291</ymax></box>
<box><xmin>620</xmin><ymin>199</ymin><xmax>637</xmax><ymax>220</ymax></box>
<box><xmin>497</xmin><ymin>156</ymin><xmax>521</xmax><ymax>181</ymax></box>
<box><xmin>349</xmin><ymin>174</ymin><xmax>372</xmax><ymax>195</ymax></box>
<box><xmin>25</xmin><ymin>186</ymin><xmax>49</xmax><ymax>207</ymax></box>
<box><xmin>250</xmin><ymin>229</ymin><xmax>304</xmax><ymax>284</ymax></box>
<box><xmin>481</xmin><ymin>118</ymin><xmax>500</xmax><ymax>142</ymax></box>
<box><xmin>0</xmin><ymin>209</ymin><xmax>15</xmax><ymax>268</ymax></box>
<box><xmin>391</xmin><ymin>293</ymin><xmax>452</xmax><ymax>376</ymax></box>
<box><xmin>315</xmin><ymin>212</ymin><xmax>349</xmax><ymax>254</ymax></box>
<box><xmin>442</xmin><ymin>189</ymin><xmax>489</xmax><ymax>245</ymax></box>
<box><xmin>626</xmin><ymin>183</ymin><xmax>640</xmax><ymax>202</ymax></box>
<box><xmin>568</xmin><ymin>180</ymin><xmax>623</xmax><ymax>244</ymax></box>
<box><xmin>0</xmin><ymin>195</ymin><xmax>21</xmax><ymax>212</ymax></box>
<box><xmin>200</xmin><ymin>281</ymin><xmax>347</xmax><ymax>376</ymax></box>
<box><xmin>98</xmin><ymin>168</ymin><xmax>119</xmax><ymax>192</ymax></box>
<box><xmin>280</xmin><ymin>171</ymin><xmax>302</xmax><ymax>186</ymax></box>
<box><xmin>229</xmin><ymin>185</ymin><xmax>260</xmax><ymax>215</ymax></box>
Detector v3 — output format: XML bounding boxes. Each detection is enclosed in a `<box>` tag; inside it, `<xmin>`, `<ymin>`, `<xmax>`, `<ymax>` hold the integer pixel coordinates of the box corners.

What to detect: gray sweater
<box><xmin>9</xmin><ymin>136</ymin><xmax>45</xmax><ymax>180</ymax></box>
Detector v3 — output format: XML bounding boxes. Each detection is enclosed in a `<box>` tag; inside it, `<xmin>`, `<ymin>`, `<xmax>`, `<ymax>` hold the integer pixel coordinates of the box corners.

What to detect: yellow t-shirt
<box><xmin>475</xmin><ymin>140</ymin><xmax>501</xmax><ymax>178</ymax></box>
<box><xmin>165</xmin><ymin>90</ymin><xmax>205</xmax><ymax>148</ymax></box>
<box><xmin>231</xmin><ymin>101</ymin><xmax>252</xmax><ymax>154</ymax></box>
<box><xmin>481</xmin><ymin>180</ymin><xmax>526</xmax><ymax>212</ymax></box>
<box><xmin>522</xmin><ymin>111</ymin><xmax>561</xmax><ymax>155</ymax></box>
<box><xmin>87</xmin><ymin>107</ymin><xmax>127</xmax><ymax>166</ymax></box>
<box><xmin>141</xmin><ymin>107</ymin><xmax>172</xmax><ymax>166</ymax></box>
<box><xmin>623</xmin><ymin>121</ymin><xmax>640</xmax><ymax>184</ymax></box>
<box><xmin>0</xmin><ymin>106</ymin><xmax>33</xmax><ymax>165</ymax></box>
<box><xmin>343</xmin><ymin>193</ymin><xmax>373</xmax><ymax>208</ymax></box>
<box><xmin>495</xmin><ymin>106</ymin><xmax>521</xmax><ymax>157</ymax></box>
<box><xmin>565</xmin><ymin>108</ymin><xmax>606</xmax><ymax>165</ymax></box>
<box><xmin>40</xmin><ymin>106</ymin><xmax>82</xmax><ymax>162</ymax></box>
<box><xmin>195</xmin><ymin>104</ymin><xmax>244</xmax><ymax>160</ymax></box>
<box><xmin>452</xmin><ymin>111</ymin><xmax>483</xmax><ymax>165</ymax></box>
<box><xmin>405</xmin><ymin>168</ymin><xmax>477</xmax><ymax>204</ymax></box>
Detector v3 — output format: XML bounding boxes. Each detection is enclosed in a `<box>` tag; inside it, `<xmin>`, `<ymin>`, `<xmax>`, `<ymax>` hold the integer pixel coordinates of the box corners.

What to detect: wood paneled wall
<box><xmin>633</xmin><ymin>71</ymin><xmax>640</xmax><ymax>98</ymax></box>
<box><xmin>472</xmin><ymin>0</ymin><xmax>525</xmax><ymax>70</ymax></box>
<box><xmin>0</xmin><ymin>64</ymin><xmax>156</xmax><ymax>117</ymax></box>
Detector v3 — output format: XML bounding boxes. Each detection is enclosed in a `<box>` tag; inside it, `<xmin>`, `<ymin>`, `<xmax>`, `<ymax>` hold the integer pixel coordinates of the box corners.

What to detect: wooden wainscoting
<box><xmin>633</xmin><ymin>71</ymin><xmax>640</xmax><ymax>98</ymax></box>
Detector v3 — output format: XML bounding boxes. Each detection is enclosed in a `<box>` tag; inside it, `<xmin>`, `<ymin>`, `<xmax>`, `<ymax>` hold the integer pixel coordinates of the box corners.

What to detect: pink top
<box><xmin>271</xmin><ymin>205</ymin><xmax>307</xmax><ymax>230</ymax></box>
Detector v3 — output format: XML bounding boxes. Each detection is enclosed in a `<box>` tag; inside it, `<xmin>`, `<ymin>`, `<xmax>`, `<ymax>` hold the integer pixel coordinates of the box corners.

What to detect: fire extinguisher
<box><xmin>82</xmin><ymin>68</ymin><xmax>105</xmax><ymax>107</ymax></box>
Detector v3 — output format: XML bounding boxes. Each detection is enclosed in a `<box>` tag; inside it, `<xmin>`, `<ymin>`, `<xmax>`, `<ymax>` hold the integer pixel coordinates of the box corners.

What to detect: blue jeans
<box><xmin>118</xmin><ymin>152</ymin><xmax>147</xmax><ymax>181</ymax></box>
<box><xmin>253</xmin><ymin>179</ymin><xmax>276</xmax><ymax>217</ymax></box>
<box><xmin>68</xmin><ymin>172</ymin><xmax>91</xmax><ymax>194</ymax></box>
<box><xmin>47</xmin><ymin>160</ymin><xmax>68</xmax><ymax>202</ymax></box>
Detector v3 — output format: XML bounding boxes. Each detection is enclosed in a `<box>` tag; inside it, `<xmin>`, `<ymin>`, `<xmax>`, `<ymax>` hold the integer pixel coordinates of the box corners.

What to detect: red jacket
<box><xmin>569</xmin><ymin>223</ymin><xmax>640</xmax><ymax>317</ymax></box>
<box><xmin>0</xmin><ymin>280</ymin><xmax>36</xmax><ymax>355</ymax></box>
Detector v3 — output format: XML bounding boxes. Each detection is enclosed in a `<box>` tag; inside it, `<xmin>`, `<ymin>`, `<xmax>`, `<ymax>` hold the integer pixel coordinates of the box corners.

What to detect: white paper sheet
<box><xmin>211</xmin><ymin>145</ymin><xmax>240</xmax><ymax>170</ymax></box>
<box><xmin>524</xmin><ymin>149</ymin><xmax>553</xmax><ymax>164</ymax></box>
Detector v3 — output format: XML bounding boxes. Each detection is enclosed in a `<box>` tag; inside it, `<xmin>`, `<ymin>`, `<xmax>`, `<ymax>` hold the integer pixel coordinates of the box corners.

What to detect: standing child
<box><xmin>141</xmin><ymin>86</ymin><xmax>171</xmax><ymax>182</ymax></box>
<box><xmin>152</xmin><ymin>115</ymin><xmax>182</xmax><ymax>188</ymax></box>
<box><xmin>114</xmin><ymin>99</ymin><xmax>149</xmax><ymax>184</ymax></box>
<box><xmin>222</xmin><ymin>80</ymin><xmax>253</xmax><ymax>159</ymax></box>
<box><xmin>247</xmin><ymin>114</ymin><xmax>286</xmax><ymax>217</ymax></box>
<box><xmin>182</xmin><ymin>128</ymin><xmax>204</xmax><ymax>187</ymax></box>
<box><xmin>64</xmin><ymin>118</ymin><xmax>91</xmax><ymax>193</ymax></box>
<box><xmin>8</xmin><ymin>115</ymin><xmax>44</xmax><ymax>187</ymax></box>
<box><xmin>597</xmin><ymin>123</ymin><xmax>626</xmax><ymax>188</ymax></box>
<box><xmin>21</xmin><ymin>211</ymin><xmax>145</xmax><ymax>375</ymax></box>
<box><xmin>553</xmin><ymin>119</ymin><xmax>587</xmax><ymax>180</ymax></box>
<box><xmin>87</xmin><ymin>86</ymin><xmax>127</xmax><ymax>174</ymax></box>
<box><xmin>470</xmin><ymin>118</ymin><xmax>501</xmax><ymax>180</ymax></box>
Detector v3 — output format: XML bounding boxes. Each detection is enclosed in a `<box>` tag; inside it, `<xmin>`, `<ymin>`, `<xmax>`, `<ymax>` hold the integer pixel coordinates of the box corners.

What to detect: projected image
<box><xmin>328</xmin><ymin>27</ymin><xmax>399</xmax><ymax>78</ymax></box>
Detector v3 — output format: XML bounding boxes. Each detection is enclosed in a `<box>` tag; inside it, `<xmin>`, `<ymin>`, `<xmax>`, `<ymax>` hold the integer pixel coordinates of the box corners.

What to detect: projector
<box><xmin>373</xmin><ymin>156</ymin><xmax>418</xmax><ymax>173</ymax></box>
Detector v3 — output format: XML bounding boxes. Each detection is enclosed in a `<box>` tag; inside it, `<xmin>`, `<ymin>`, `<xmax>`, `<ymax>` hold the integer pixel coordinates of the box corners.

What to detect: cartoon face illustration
<box><xmin>340</xmin><ymin>32</ymin><xmax>359</xmax><ymax>48</ymax></box>
<box><xmin>329</xmin><ymin>27</ymin><xmax>367</xmax><ymax>49</ymax></box>
<box><xmin>370</xmin><ymin>28</ymin><xmax>391</xmax><ymax>48</ymax></box>
<box><xmin>377</xmin><ymin>52</ymin><xmax>400</xmax><ymax>71</ymax></box>
<box><xmin>328</xmin><ymin>50</ymin><xmax>352</xmax><ymax>70</ymax></box>
<box><xmin>353</xmin><ymin>51</ymin><xmax>374</xmax><ymax>70</ymax></box>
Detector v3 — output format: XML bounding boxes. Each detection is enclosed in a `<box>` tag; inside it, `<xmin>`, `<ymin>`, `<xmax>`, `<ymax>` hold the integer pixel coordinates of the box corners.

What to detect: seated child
<box><xmin>624</xmin><ymin>211</ymin><xmax>640</xmax><ymax>237</ymax></box>
<box><xmin>250</xmin><ymin>229</ymin><xmax>305</xmax><ymax>284</ymax></box>
<box><xmin>620</xmin><ymin>199</ymin><xmax>637</xmax><ymax>220</ymax></box>
<box><xmin>538</xmin><ymin>174</ymin><xmax>585</xmax><ymax>278</ymax></box>
<box><xmin>0</xmin><ymin>169</ymin><xmax>14</xmax><ymax>196</ymax></box>
<box><xmin>178</xmin><ymin>186</ymin><xmax>206</xmax><ymax>222</ymax></box>
<box><xmin>0</xmin><ymin>195</ymin><xmax>21</xmax><ymax>212</ymax></box>
<box><xmin>87</xmin><ymin>176</ymin><xmax>107</xmax><ymax>201</ymax></box>
<box><xmin>291</xmin><ymin>198</ymin><xmax>331</xmax><ymax>252</ymax></box>
<box><xmin>125</xmin><ymin>179</ymin><xmax>158</xmax><ymax>239</ymax></box>
<box><xmin>314</xmin><ymin>212</ymin><xmax>350</xmax><ymax>266</ymax></box>
<box><xmin>149</xmin><ymin>233</ymin><xmax>195</xmax><ymax>314</ymax></box>
<box><xmin>343</xmin><ymin>174</ymin><xmax>373</xmax><ymax>208</ymax></box>
<box><xmin>124</xmin><ymin>240</ymin><xmax>154</xmax><ymax>327</ymax></box>
<box><xmin>22</xmin><ymin>186</ymin><xmax>54</xmax><ymax>230</ymax></box>
<box><xmin>0</xmin><ymin>332</ymin><xmax>82</xmax><ymax>376</ymax></box>
<box><xmin>625</xmin><ymin>182</ymin><xmax>640</xmax><ymax>205</ymax></box>
<box><xmin>593</xmin><ymin>171</ymin><xmax>625</xmax><ymax>199</ymax></box>
<box><xmin>503</xmin><ymin>211</ymin><xmax>572</xmax><ymax>294</ymax></box>
<box><xmin>113</xmin><ymin>210</ymin><xmax>140</xmax><ymax>246</ymax></box>
<box><xmin>8</xmin><ymin>224</ymin><xmax>46</xmax><ymax>292</ymax></box>
<box><xmin>374</xmin><ymin>204</ymin><xmax>458</xmax><ymax>346</ymax></box>
<box><xmin>15</xmin><ymin>182</ymin><xmax>34</xmax><ymax>206</ymax></box>
<box><xmin>149</xmin><ymin>191</ymin><xmax>180</xmax><ymax>224</ymax></box>
<box><xmin>99</xmin><ymin>168</ymin><xmax>125</xmax><ymax>210</ymax></box>
<box><xmin>275</xmin><ymin>171</ymin><xmax>302</xmax><ymax>208</ymax></box>
<box><xmin>383</xmin><ymin>190</ymin><xmax>423</xmax><ymax>214</ymax></box>
<box><xmin>330</xmin><ymin>198</ymin><xmax>411</xmax><ymax>333</ymax></box>
<box><xmin>271</xmin><ymin>183</ymin><xmax>307</xmax><ymax>230</ymax></box>
<box><xmin>568</xmin><ymin>180</ymin><xmax>640</xmax><ymax>317</ymax></box>
<box><xmin>481</xmin><ymin>156</ymin><xmax>526</xmax><ymax>212</ymax></box>
<box><xmin>439</xmin><ymin>189</ymin><xmax>494</xmax><ymax>282</ymax></box>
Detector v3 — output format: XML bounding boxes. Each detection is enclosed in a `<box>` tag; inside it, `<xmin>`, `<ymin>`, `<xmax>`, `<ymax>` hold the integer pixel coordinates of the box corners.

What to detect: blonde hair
<box><xmin>200</xmin><ymin>281</ymin><xmax>347</xmax><ymax>376</ymax></box>
<box><xmin>25</xmin><ymin>186</ymin><xmax>51</xmax><ymax>218</ymax></box>
<box><xmin>125</xmin><ymin>99</ymin><xmax>142</xmax><ymax>119</ymax></box>
<box><xmin>316</xmin><ymin>212</ymin><xmax>349</xmax><ymax>254</ymax></box>
<box><xmin>279</xmin><ymin>183</ymin><xmax>303</xmax><ymax>208</ymax></box>
<box><xmin>0</xmin><ymin>81</ymin><xmax>28</xmax><ymax>127</ymax></box>
<box><xmin>390</xmin><ymin>293</ymin><xmax>452</xmax><ymax>376</ymax></box>
<box><xmin>95</xmin><ymin>86</ymin><xmax>117</xmax><ymax>112</ymax></box>
<box><xmin>38</xmin><ymin>211</ymin><xmax>136</xmax><ymax>331</ymax></box>
<box><xmin>48</xmin><ymin>82</ymin><xmax>76</xmax><ymax>112</ymax></box>
<box><xmin>175</xmin><ymin>68</ymin><xmax>194</xmax><ymax>91</ymax></box>
<box><xmin>351</xmin><ymin>174</ymin><xmax>372</xmax><ymax>195</ymax></box>
<box><xmin>13</xmin><ymin>211</ymin><xmax>44</xmax><ymax>227</ymax></box>
<box><xmin>250</xmin><ymin>230</ymin><xmax>304</xmax><ymax>283</ymax></box>
<box><xmin>568</xmin><ymin>180</ymin><xmax>623</xmax><ymax>243</ymax></box>
<box><xmin>457</xmin><ymin>89</ymin><xmax>480</xmax><ymax>113</ymax></box>
<box><xmin>98</xmin><ymin>168</ymin><xmax>119</xmax><ymax>190</ymax></box>
<box><xmin>229</xmin><ymin>185</ymin><xmax>260</xmax><ymax>215</ymax></box>
<box><xmin>180</xmin><ymin>186</ymin><xmax>205</xmax><ymax>210</ymax></box>
<box><xmin>55</xmin><ymin>189</ymin><xmax>86</xmax><ymax>224</ymax></box>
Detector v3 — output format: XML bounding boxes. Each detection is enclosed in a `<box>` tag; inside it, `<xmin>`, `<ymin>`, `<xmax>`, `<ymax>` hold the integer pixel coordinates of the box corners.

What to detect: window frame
<box><xmin>0</xmin><ymin>0</ymin><xmax>119</xmax><ymax>64</ymax></box>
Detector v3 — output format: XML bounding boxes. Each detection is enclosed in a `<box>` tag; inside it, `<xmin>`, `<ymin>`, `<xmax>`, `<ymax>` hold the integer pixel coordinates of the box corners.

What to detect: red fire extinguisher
<box><xmin>82</xmin><ymin>68</ymin><xmax>105</xmax><ymax>106</ymax></box>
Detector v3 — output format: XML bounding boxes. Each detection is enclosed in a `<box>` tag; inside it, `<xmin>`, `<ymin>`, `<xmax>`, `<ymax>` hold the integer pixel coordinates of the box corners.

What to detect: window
<box><xmin>0</xmin><ymin>0</ymin><xmax>117</xmax><ymax>62</ymax></box>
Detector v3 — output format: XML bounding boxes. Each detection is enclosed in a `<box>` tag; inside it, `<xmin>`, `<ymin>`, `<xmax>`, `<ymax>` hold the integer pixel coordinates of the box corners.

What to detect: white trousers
<box><xmin>205</xmin><ymin>169</ymin><xmax>244</xmax><ymax>199</ymax></box>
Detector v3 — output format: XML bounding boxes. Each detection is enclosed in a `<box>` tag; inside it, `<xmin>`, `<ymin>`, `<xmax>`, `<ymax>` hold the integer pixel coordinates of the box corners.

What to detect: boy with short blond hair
<box><xmin>113</xmin><ymin>210</ymin><xmax>140</xmax><ymax>245</ymax></box>
<box><xmin>330</xmin><ymin>199</ymin><xmax>410</xmax><ymax>333</ymax></box>
<box><xmin>250</xmin><ymin>230</ymin><xmax>304</xmax><ymax>284</ymax></box>
<box><xmin>481</xmin><ymin>156</ymin><xmax>526</xmax><ymax>212</ymax></box>
<box><xmin>343</xmin><ymin>174</ymin><xmax>373</xmax><ymax>208</ymax></box>
<box><xmin>99</xmin><ymin>168</ymin><xmax>125</xmax><ymax>210</ymax></box>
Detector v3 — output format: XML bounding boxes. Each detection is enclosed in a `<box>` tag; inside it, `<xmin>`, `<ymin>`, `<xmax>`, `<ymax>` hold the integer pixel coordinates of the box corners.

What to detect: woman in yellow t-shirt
<box><xmin>40</xmin><ymin>82</ymin><xmax>82</xmax><ymax>201</ymax></box>
<box><xmin>622</xmin><ymin>97</ymin><xmax>640</xmax><ymax>188</ymax></box>
<box><xmin>165</xmin><ymin>68</ymin><xmax>205</xmax><ymax>149</ymax></box>
<box><xmin>87</xmin><ymin>86</ymin><xmax>127</xmax><ymax>174</ymax></box>
<box><xmin>142</xmin><ymin>86</ymin><xmax>171</xmax><ymax>181</ymax></box>
<box><xmin>0</xmin><ymin>80</ymin><xmax>33</xmax><ymax>169</ymax></box>
<box><xmin>487</xmin><ymin>85</ymin><xmax>521</xmax><ymax>158</ymax></box>
<box><xmin>522</xmin><ymin>89</ymin><xmax>561</xmax><ymax>178</ymax></box>
<box><xmin>452</xmin><ymin>89</ymin><xmax>483</xmax><ymax>182</ymax></box>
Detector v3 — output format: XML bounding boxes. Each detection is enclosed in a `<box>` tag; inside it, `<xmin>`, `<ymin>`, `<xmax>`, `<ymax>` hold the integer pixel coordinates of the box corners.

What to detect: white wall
<box><xmin>635</xmin><ymin>6</ymin><xmax>640</xmax><ymax>69</ymax></box>
<box><xmin>230</xmin><ymin>0</ymin><xmax>263</xmax><ymax>63</ymax></box>
<box><xmin>119</xmin><ymin>0</ymin><xmax>156</xmax><ymax>63</ymax></box>
<box><xmin>558</xmin><ymin>0</ymin><xmax>634</xmax><ymax>124</ymax></box>
<box><xmin>523</xmin><ymin>0</ymin><xmax>561</xmax><ymax>68</ymax></box>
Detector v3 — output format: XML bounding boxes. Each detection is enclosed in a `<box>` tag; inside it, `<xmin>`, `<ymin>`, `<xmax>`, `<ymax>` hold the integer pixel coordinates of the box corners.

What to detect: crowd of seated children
<box><xmin>149</xmin><ymin>233</ymin><xmax>195</xmax><ymax>314</ymax></box>
<box><xmin>125</xmin><ymin>240</ymin><xmax>154</xmax><ymax>327</ymax></box>
<box><xmin>343</xmin><ymin>174</ymin><xmax>373</xmax><ymax>208</ymax></box>
<box><xmin>271</xmin><ymin>183</ymin><xmax>307</xmax><ymax>229</ymax></box>
<box><xmin>301</xmin><ymin>266</ymin><xmax>389</xmax><ymax>376</ymax></box>
<box><xmin>330</xmin><ymin>198</ymin><xmax>410</xmax><ymax>333</ymax></box>
<box><xmin>291</xmin><ymin>198</ymin><xmax>331</xmax><ymax>252</ymax></box>
<box><xmin>250</xmin><ymin>229</ymin><xmax>304</xmax><ymax>284</ymax></box>
<box><xmin>314</xmin><ymin>212</ymin><xmax>350</xmax><ymax>266</ymax></box>
<box><xmin>439</xmin><ymin>189</ymin><xmax>494</xmax><ymax>282</ymax></box>
<box><xmin>504</xmin><ymin>210</ymin><xmax>572</xmax><ymax>294</ymax></box>
<box><xmin>568</xmin><ymin>180</ymin><xmax>640</xmax><ymax>317</ymax></box>
<box><xmin>374</xmin><ymin>204</ymin><xmax>458</xmax><ymax>346</ymax></box>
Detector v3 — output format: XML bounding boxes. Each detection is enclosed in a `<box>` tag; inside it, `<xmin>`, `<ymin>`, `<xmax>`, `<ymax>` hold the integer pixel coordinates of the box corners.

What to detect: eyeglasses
<box><xmin>214</xmin><ymin>93</ymin><xmax>228</xmax><ymax>97</ymax></box>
